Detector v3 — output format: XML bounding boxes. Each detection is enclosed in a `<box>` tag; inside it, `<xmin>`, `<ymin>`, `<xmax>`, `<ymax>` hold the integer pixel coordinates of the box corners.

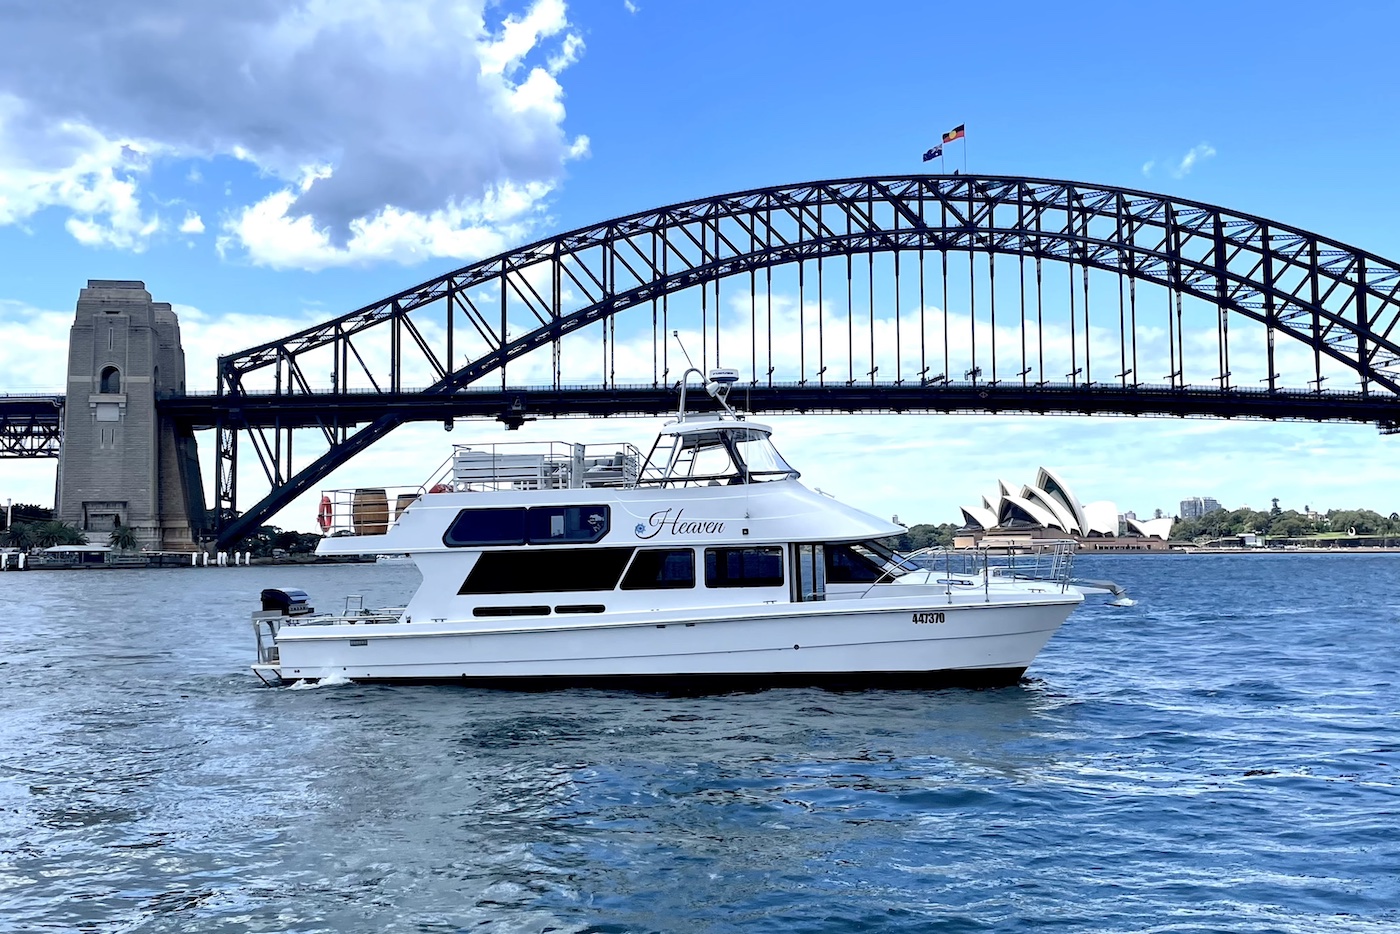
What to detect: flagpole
<box><xmin>963</xmin><ymin>135</ymin><xmax>968</xmax><ymax>175</ymax></box>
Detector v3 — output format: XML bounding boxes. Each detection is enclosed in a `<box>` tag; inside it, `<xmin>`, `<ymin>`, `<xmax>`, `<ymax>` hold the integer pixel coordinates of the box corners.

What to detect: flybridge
<box><xmin>449</xmin><ymin>442</ymin><xmax>642</xmax><ymax>492</ymax></box>
<box><xmin>317</xmin><ymin>440</ymin><xmax>642</xmax><ymax>537</ymax></box>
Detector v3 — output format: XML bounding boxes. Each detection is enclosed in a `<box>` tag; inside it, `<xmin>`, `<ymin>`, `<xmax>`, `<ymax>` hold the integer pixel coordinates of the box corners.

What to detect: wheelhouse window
<box><xmin>458</xmin><ymin>547</ymin><xmax>634</xmax><ymax>594</ymax></box>
<box><xmin>621</xmin><ymin>548</ymin><xmax>696</xmax><ymax>590</ymax></box>
<box><xmin>704</xmin><ymin>546</ymin><xmax>784</xmax><ymax>588</ymax></box>
<box><xmin>825</xmin><ymin>543</ymin><xmax>886</xmax><ymax>583</ymax></box>
<box><xmin>445</xmin><ymin>505</ymin><xmax>610</xmax><ymax>547</ymax></box>
<box><xmin>639</xmin><ymin>425</ymin><xmax>798</xmax><ymax>487</ymax></box>
<box><xmin>831</xmin><ymin>540</ymin><xmax>916</xmax><ymax>581</ymax></box>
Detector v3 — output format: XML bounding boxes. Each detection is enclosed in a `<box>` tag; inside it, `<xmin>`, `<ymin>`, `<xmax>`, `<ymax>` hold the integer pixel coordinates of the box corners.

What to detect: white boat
<box><xmin>251</xmin><ymin>369</ymin><xmax>1088</xmax><ymax>689</ymax></box>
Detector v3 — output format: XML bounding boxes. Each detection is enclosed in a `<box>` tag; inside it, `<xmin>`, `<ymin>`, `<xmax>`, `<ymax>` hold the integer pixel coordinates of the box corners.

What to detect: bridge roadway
<box><xmin>7</xmin><ymin>381</ymin><xmax>1399</xmax><ymax>460</ymax></box>
<box><xmin>161</xmin><ymin>382</ymin><xmax>1400</xmax><ymax>429</ymax></box>
<box><xmin>0</xmin><ymin>394</ymin><xmax>63</xmax><ymax>457</ymax></box>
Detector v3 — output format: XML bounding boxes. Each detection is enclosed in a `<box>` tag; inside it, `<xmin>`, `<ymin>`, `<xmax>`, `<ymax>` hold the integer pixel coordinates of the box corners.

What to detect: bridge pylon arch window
<box><xmin>99</xmin><ymin>366</ymin><xmax>121</xmax><ymax>394</ymax></box>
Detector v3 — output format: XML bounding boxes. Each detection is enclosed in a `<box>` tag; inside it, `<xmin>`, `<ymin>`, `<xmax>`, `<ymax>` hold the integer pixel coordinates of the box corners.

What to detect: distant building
<box><xmin>1180</xmin><ymin>496</ymin><xmax>1223</xmax><ymax>521</ymax></box>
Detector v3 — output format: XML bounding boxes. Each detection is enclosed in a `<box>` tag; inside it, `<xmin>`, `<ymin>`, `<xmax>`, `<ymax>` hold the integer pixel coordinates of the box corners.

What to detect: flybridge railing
<box><xmin>444</xmin><ymin>441</ymin><xmax>642</xmax><ymax>492</ymax></box>
<box><xmin>895</xmin><ymin>540</ymin><xmax>1078</xmax><ymax>597</ymax></box>
<box><xmin>317</xmin><ymin>440</ymin><xmax>644</xmax><ymax>537</ymax></box>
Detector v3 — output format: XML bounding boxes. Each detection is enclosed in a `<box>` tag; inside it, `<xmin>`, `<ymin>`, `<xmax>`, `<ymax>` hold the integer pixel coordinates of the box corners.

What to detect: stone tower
<box><xmin>56</xmin><ymin>280</ymin><xmax>208</xmax><ymax>551</ymax></box>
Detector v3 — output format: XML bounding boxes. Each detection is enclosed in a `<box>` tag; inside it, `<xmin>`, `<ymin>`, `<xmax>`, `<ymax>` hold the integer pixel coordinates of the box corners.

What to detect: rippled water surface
<box><xmin>2</xmin><ymin>554</ymin><xmax>1398</xmax><ymax>932</ymax></box>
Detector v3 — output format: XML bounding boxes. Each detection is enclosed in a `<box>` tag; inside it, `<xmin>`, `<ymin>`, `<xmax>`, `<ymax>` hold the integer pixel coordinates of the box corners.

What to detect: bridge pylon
<box><xmin>56</xmin><ymin>280</ymin><xmax>209</xmax><ymax>551</ymax></box>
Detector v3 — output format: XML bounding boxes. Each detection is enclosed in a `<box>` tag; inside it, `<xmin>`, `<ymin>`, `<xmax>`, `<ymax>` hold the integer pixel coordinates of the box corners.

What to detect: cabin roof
<box><xmin>659</xmin><ymin>416</ymin><xmax>773</xmax><ymax>437</ymax></box>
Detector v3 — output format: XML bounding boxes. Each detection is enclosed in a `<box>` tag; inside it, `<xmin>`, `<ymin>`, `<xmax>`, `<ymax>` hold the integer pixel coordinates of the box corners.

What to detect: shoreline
<box><xmin>1094</xmin><ymin>546</ymin><xmax>1400</xmax><ymax>555</ymax></box>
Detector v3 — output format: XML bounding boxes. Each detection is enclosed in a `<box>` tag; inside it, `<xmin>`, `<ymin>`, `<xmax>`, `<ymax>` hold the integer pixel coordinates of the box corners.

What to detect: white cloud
<box><xmin>0</xmin><ymin>95</ymin><xmax>163</xmax><ymax>249</ymax></box>
<box><xmin>480</xmin><ymin>0</ymin><xmax>570</xmax><ymax>74</ymax></box>
<box><xmin>548</xmin><ymin>33</ymin><xmax>586</xmax><ymax>75</ymax></box>
<box><xmin>1172</xmin><ymin>142</ymin><xmax>1216</xmax><ymax>178</ymax></box>
<box><xmin>179</xmin><ymin>212</ymin><xmax>205</xmax><ymax>234</ymax></box>
<box><xmin>0</xmin><ymin>0</ymin><xmax>588</xmax><ymax>267</ymax></box>
<box><xmin>1141</xmin><ymin>159</ymin><xmax>1155</xmax><ymax>178</ymax></box>
<box><xmin>624</xmin><ymin>0</ymin><xmax>640</xmax><ymax>12</ymax></box>
<box><xmin>216</xmin><ymin>179</ymin><xmax>550</xmax><ymax>271</ymax></box>
<box><xmin>0</xmin><ymin>300</ymin><xmax>74</xmax><ymax>392</ymax></box>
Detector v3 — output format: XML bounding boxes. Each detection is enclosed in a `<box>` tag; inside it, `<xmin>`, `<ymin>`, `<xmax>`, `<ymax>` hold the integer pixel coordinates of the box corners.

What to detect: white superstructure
<box><xmin>251</xmin><ymin>371</ymin><xmax>1087</xmax><ymax>689</ymax></box>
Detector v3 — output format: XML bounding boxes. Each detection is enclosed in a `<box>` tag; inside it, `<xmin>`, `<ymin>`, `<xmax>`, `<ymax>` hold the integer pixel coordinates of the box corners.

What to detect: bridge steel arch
<box><xmin>212</xmin><ymin>175</ymin><xmax>1400</xmax><ymax>546</ymax></box>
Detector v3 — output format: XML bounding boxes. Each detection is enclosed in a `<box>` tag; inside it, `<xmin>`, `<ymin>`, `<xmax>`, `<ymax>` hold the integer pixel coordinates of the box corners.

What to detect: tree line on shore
<box><xmin>1</xmin><ymin>502</ymin><xmax>319</xmax><ymax>556</ymax></box>
<box><xmin>6</xmin><ymin>500</ymin><xmax>1398</xmax><ymax>555</ymax></box>
<box><xmin>1168</xmin><ymin>506</ymin><xmax>1400</xmax><ymax>542</ymax></box>
<box><xmin>886</xmin><ymin>506</ymin><xmax>1400</xmax><ymax>549</ymax></box>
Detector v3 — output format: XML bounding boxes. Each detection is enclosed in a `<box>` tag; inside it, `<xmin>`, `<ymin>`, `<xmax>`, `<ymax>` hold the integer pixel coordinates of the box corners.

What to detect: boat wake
<box><xmin>1109</xmin><ymin>596</ymin><xmax>1138</xmax><ymax>607</ymax></box>
<box><xmin>288</xmin><ymin>672</ymin><xmax>354</xmax><ymax>690</ymax></box>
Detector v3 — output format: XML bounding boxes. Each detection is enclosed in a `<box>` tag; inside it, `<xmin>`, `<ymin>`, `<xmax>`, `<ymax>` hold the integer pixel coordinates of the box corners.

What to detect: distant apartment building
<box><xmin>1180</xmin><ymin>496</ymin><xmax>1223</xmax><ymax>520</ymax></box>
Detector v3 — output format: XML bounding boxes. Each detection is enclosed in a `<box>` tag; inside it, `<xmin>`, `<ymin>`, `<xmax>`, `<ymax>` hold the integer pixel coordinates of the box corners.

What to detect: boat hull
<box><xmin>259</xmin><ymin>594</ymin><xmax>1080</xmax><ymax>688</ymax></box>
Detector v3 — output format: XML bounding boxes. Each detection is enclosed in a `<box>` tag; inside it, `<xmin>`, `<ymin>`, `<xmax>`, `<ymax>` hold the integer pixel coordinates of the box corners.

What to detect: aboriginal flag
<box><xmin>942</xmin><ymin>124</ymin><xmax>966</xmax><ymax>144</ymax></box>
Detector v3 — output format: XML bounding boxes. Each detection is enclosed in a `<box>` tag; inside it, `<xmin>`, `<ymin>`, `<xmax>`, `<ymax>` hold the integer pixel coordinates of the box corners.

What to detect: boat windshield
<box><xmin>850</xmin><ymin>539</ymin><xmax>916</xmax><ymax>579</ymax></box>
<box><xmin>639</xmin><ymin>425</ymin><xmax>799</xmax><ymax>487</ymax></box>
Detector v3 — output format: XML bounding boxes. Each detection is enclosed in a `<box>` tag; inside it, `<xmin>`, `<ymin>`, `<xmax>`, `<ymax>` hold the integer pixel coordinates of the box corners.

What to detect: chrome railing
<box><xmin>891</xmin><ymin>540</ymin><xmax>1078</xmax><ymax>598</ymax></box>
<box><xmin>317</xmin><ymin>440</ymin><xmax>642</xmax><ymax>537</ymax></box>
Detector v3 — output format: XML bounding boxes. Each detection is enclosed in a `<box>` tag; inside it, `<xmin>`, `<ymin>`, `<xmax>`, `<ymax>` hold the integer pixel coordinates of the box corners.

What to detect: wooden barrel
<box><xmin>394</xmin><ymin>493</ymin><xmax>419</xmax><ymax>519</ymax></box>
<box><xmin>352</xmin><ymin>488</ymin><xmax>389</xmax><ymax>535</ymax></box>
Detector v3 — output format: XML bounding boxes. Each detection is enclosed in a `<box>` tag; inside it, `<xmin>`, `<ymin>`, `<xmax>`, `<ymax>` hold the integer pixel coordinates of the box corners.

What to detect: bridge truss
<box><xmin>210</xmin><ymin>175</ymin><xmax>1400</xmax><ymax>546</ymax></box>
<box><xmin>0</xmin><ymin>395</ymin><xmax>63</xmax><ymax>458</ymax></box>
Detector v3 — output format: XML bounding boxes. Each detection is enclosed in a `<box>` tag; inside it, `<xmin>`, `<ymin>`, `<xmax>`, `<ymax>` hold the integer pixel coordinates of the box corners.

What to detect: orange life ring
<box><xmin>317</xmin><ymin>495</ymin><xmax>333</xmax><ymax>533</ymax></box>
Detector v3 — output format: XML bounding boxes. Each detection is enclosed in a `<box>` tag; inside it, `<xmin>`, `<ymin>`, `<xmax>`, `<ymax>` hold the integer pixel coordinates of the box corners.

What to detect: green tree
<box><xmin>7</xmin><ymin>504</ymin><xmax>53</xmax><ymax>525</ymax></box>
<box><xmin>225</xmin><ymin>526</ymin><xmax>324</xmax><ymax>557</ymax></box>
<box><xmin>108</xmin><ymin>523</ymin><xmax>139</xmax><ymax>552</ymax></box>
<box><xmin>1326</xmin><ymin>509</ymin><xmax>1387</xmax><ymax>535</ymax></box>
<box><xmin>33</xmin><ymin>520</ymin><xmax>87</xmax><ymax>548</ymax></box>
<box><xmin>1266</xmin><ymin>510</ymin><xmax>1313</xmax><ymax>539</ymax></box>
<box><xmin>885</xmin><ymin>522</ymin><xmax>959</xmax><ymax>552</ymax></box>
<box><xmin>3</xmin><ymin>521</ymin><xmax>37</xmax><ymax>550</ymax></box>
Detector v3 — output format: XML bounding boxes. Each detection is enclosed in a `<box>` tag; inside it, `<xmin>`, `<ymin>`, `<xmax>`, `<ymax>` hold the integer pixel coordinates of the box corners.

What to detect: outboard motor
<box><xmin>260</xmin><ymin>587</ymin><xmax>314</xmax><ymax>616</ymax></box>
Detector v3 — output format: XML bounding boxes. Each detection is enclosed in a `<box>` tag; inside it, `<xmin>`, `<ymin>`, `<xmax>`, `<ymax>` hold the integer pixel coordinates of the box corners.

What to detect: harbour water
<box><xmin>2</xmin><ymin>554</ymin><xmax>1397</xmax><ymax>932</ymax></box>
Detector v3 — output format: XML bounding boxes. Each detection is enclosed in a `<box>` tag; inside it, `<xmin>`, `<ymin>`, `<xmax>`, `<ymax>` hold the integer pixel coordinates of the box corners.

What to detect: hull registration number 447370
<box><xmin>912</xmin><ymin>611</ymin><xmax>946</xmax><ymax>625</ymax></box>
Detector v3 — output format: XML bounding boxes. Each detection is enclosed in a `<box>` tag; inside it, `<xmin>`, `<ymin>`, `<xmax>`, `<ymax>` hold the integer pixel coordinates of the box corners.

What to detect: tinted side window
<box><xmin>444</xmin><ymin>508</ymin><xmax>526</xmax><ymax>546</ymax></box>
<box><xmin>704</xmin><ymin>547</ymin><xmax>784</xmax><ymax>588</ymax></box>
<box><xmin>459</xmin><ymin>547</ymin><xmax>634</xmax><ymax>594</ymax></box>
<box><xmin>445</xmin><ymin>506</ymin><xmax>610</xmax><ymax>547</ymax></box>
<box><xmin>826</xmin><ymin>544</ymin><xmax>884</xmax><ymax>583</ymax></box>
<box><xmin>621</xmin><ymin>549</ymin><xmax>696</xmax><ymax>590</ymax></box>
<box><xmin>526</xmin><ymin>505</ymin><xmax>610</xmax><ymax>544</ymax></box>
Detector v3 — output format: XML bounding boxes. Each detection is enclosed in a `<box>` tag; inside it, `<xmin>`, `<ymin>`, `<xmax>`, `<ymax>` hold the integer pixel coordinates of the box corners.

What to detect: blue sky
<box><xmin>3</xmin><ymin>0</ymin><xmax>1400</xmax><ymax>529</ymax></box>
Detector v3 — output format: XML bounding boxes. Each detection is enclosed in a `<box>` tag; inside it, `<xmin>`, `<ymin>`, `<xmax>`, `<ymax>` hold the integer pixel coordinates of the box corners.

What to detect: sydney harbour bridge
<box><xmin>5</xmin><ymin>174</ymin><xmax>1400</xmax><ymax>549</ymax></box>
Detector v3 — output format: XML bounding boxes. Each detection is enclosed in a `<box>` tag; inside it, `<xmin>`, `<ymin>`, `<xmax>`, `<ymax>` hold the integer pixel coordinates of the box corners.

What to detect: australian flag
<box><xmin>922</xmin><ymin>145</ymin><xmax>943</xmax><ymax>162</ymax></box>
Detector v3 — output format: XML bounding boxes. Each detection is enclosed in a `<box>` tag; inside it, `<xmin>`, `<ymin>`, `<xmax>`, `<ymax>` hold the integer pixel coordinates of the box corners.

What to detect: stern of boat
<box><xmin>250</xmin><ymin>587</ymin><xmax>316</xmax><ymax>685</ymax></box>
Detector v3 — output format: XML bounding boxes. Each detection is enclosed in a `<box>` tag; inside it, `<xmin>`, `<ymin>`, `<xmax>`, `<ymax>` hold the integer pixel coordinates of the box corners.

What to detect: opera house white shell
<box><xmin>1125</xmin><ymin>516</ymin><xmax>1174</xmax><ymax>539</ymax></box>
<box><xmin>958</xmin><ymin>468</ymin><xmax>1170</xmax><ymax>540</ymax></box>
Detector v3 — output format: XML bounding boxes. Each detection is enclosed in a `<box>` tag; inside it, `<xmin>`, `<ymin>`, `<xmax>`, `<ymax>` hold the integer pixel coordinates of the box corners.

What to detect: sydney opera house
<box><xmin>956</xmin><ymin>468</ymin><xmax>1173</xmax><ymax>550</ymax></box>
